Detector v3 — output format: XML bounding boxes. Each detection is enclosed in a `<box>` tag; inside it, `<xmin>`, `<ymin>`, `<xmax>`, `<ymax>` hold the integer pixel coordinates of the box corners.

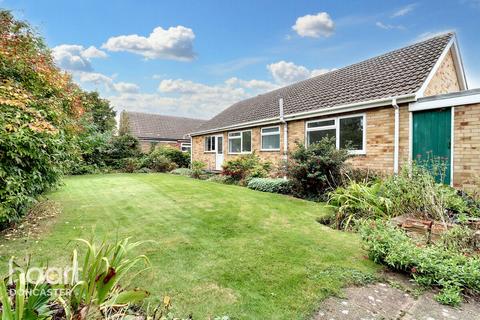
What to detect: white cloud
<box><xmin>267</xmin><ymin>61</ymin><xmax>310</xmax><ymax>84</ymax></box>
<box><xmin>52</xmin><ymin>44</ymin><xmax>107</xmax><ymax>71</ymax></box>
<box><xmin>82</xmin><ymin>46</ymin><xmax>108</xmax><ymax>59</ymax></box>
<box><xmin>102</xmin><ymin>26</ymin><xmax>195</xmax><ymax>61</ymax></box>
<box><xmin>391</xmin><ymin>4</ymin><xmax>417</xmax><ymax>17</ymax></box>
<box><xmin>292</xmin><ymin>12</ymin><xmax>335</xmax><ymax>38</ymax></box>
<box><xmin>267</xmin><ymin>61</ymin><xmax>331</xmax><ymax>85</ymax></box>
<box><xmin>74</xmin><ymin>71</ymin><xmax>139</xmax><ymax>94</ymax></box>
<box><xmin>113</xmin><ymin>82</ymin><xmax>140</xmax><ymax>94</ymax></box>
<box><xmin>225</xmin><ymin>77</ymin><xmax>279</xmax><ymax>91</ymax></box>
<box><xmin>107</xmin><ymin>76</ymin><xmax>280</xmax><ymax>119</ymax></box>
<box><xmin>375</xmin><ymin>21</ymin><xmax>405</xmax><ymax>30</ymax></box>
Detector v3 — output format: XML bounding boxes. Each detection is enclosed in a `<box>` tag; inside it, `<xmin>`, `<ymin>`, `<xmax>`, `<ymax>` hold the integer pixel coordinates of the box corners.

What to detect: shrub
<box><xmin>155</xmin><ymin>145</ymin><xmax>190</xmax><ymax>168</ymax></box>
<box><xmin>383</xmin><ymin>163</ymin><xmax>474</xmax><ymax>222</ymax></box>
<box><xmin>222</xmin><ymin>153</ymin><xmax>271</xmax><ymax>185</ymax></box>
<box><xmin>360</xmin><ymin>221</ymin><xmax>480</xmax><ymax>306</ymax></box>
<box><xmin>191</xmin><ymin>160</ymin><xmax>206</xmax><ymax>179</ymax></box>
<box><xmin>0</xmin><ymin>11</ymin><xmax>84</xmax><ymax>225</ymax></box>
<box><xmin>120</xmin><ymin>157</ymin><xmax>142</xmax><ymax>173</ymax></box>
<box><xmin>247</xmin><ymin>178</ymin><xmax>292</xmax><ymax>194</ymax></box>
<box><xmin>207</xmin><ymin>174</ymin><xmax>230</xmax><ymax>184</ymax></box>
<box><xmin>142</xmin><ymin>151</ymin><xmax>177</xmax><ymax>172</ymax></box>
<box><xmin>328</xmin><ymin>162</ymin><xmax>479</xmax><ymax>228</ymax></box>
<box><xmin>440</xmin><ymin>225</ymin><xmax>478</xmax><ymax>254</ymax></box>
<box><xmin>104</xmin><ymin>134</ymin><xmax>141</xmax><ymax>169</ymax></box>
<box><xmin>170</xmin><ymin>168</ymin><xmax>193</xmax><ymax>176</ymax></box>
<box><xmin>287</xmin><ymin>138</ymin><xmax>350</xmax><ymax>200</ymax></box>
<box><xmin>328</xmin><ymin>181</ymin><xmax>392</xmax><ymax>229</ymax></box>
<box><xmin>340</xmin><ymin>167</ymin><xmax>384</xmax><ymax>185</ymax></box>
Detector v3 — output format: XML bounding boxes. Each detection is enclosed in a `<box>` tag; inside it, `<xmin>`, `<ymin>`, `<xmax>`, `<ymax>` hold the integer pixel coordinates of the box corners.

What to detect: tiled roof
<box><xmin>194</xmin><ymin>33</ymin><xmax>454</xmax><ymax>134</ymax></box>
<box><xmin>123</xmin><ymin>111</ymin><xmax>207</xmax><ymax>140</ymax></box>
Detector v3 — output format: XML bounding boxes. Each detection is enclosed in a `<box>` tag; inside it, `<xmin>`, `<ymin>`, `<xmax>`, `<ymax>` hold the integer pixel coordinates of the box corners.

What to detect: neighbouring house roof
<box><xmin>193</xmin><ymin>33</ymin><xmax>456</xmax><ymax>135</ymax></box>
<box><xmin>122</xmin><ymin>111</ymin><xmax>207</xmax><ymax>141</ymax></box>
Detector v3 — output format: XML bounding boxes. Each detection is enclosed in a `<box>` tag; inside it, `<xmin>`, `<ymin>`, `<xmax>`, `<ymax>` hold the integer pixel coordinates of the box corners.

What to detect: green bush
<box><xmin>222</xmin><ymin>153</ymin><xmax>271</xmax><ymax>185</ymax></box>
<box><xmin>155</xmin><ymin>145</ymin><xmax>190</xmax><ymax>168</ymax></box>
<box><xmin>328</xmin><ymin>162</ymin><xmax>479</xmax><ymax>229</ymax></box>
<box><xmin>360</xmin><ymin>221</ymin><xmax>480</xmax><ymax>306</ymax></box>
<box><xmin>287</xmin><ymin>138</ymin><xmax>350</xmax><ymax>200</ymax></box>
<box><xmin>247</xmin><ymin>178</ymin><xmax>292</xmax><ymax>194</ymax></box>
<box><xmin>119</xmin><ymin>157</ymin><xmax>142</xmax><ymax>173</ymax></box>
<box><xmin>104</xmin><ymin>134</ymin><xmax>141</xmax><ymax>169</ymax></box>
<box><xmin>328</xmin><ymin>181</ymin><xmax>392</xmax><ymax>229</ymax></box>
<box><xmin>207</xmin><ymin>174</ymin><xmax>231</xmax><ymax>184</ymax></box>
<box><xmin>383</xmin><ymin>163</ymin><xmax>475</xmax><ymax>221</ymax></box>
<box><xmin>170</xmin><ymin>168</ymin><xmax>193</xmax><ymax>176</ymax></box>
<box><xmin>0</xmin><ymin>11</ymin><xmax>83</xmax><ymax>225</ymax></box>
<box><xmin>440</xmin><ymin>225</ymin><xmax>478</xmax><ymax>254</ymax></box>
<box><xmin>142</xmin><ymin>151</ymin><xmax>177</xmax><ymax>172</ymax></box>
<box><xmin>191</xmin><ymin>160</ymin><xmax>206</xmax><ymax>179</ymax></box>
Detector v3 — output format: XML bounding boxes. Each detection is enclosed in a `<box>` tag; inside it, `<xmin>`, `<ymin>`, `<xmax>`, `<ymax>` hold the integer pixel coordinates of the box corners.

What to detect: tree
<box><xmin>84</xmin><ymin>91</ymin><xmax>116</xmax><ymax>133</ymax></box>
<box><xmin>0</xmin><ymin>10</ymin><xmax>86</xmax><ymax>224</ymax></box>
<box><xmin>118</xmin><ymin>110</ymin><xmax>131</xmax><ymax>136</ymax></box>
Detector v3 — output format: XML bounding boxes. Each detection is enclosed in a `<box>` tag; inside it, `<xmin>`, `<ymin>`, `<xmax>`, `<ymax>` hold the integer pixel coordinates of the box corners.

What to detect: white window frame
<box><xmin>181</xmin><ymin>143</ymin><xmax>191</xmax><ymax>152</ymax></box>
<box><xmin>228</xmin><ymin>129</ymin><xmax>252</xmax><ymax>154</ymax></box>
<box><xmin>261</xmin><ymin>126</ymin><xmax>281</xmax><ymax>151</ymax></box>
<box><xmin>204</xmin><ymin>136</ymin><xmax>216</xmax><ymax>153</ymax></box>
<box><xmin>305</xmin><ymin>113</ymin><xmax>366</xmax><ymax>155</ymax></box>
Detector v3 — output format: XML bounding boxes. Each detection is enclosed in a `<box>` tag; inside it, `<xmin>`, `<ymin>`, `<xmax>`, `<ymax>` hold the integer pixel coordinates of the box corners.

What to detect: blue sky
<box><xmin>3</xmin><ymin>0</ymin><xmax>480</xmax><ymax>119</ymax></box>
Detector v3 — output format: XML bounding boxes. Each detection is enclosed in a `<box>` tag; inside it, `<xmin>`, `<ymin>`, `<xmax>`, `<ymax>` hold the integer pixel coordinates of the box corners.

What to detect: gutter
<box><xmin>392</xmin><ymin>98</ymin><xmax>400</xmax><ymax>174</ymax></box>
<box><xmin>190</xmin><ymin>93</ymin><xmax>417</xmax><ymax>137</ymax></box>
<box><xmin>279</xmin><ymin>98</ymin><xmax>288</xmax><ymax>179</ymax></box>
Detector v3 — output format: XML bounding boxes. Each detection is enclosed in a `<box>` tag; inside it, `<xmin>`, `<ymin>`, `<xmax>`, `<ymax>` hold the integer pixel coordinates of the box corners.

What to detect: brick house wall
<box><xmin>193</xmin><ymin>105</ymin><xmax>411</xmax><ymax>174</ymax></box>
<box><xmin>424</xmin><ymin>50</ymin><xmax>461</xmax><ymax>97</ymax></box>
<box><xmin>453</xmin><ymin>103</ymin><xmax>480</xmax><ymax>191</ymax></box>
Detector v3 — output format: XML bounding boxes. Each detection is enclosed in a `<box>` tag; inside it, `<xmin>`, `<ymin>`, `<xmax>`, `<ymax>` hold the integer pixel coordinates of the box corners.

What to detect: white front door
<box><xmin>215</xmin><ymin>135</ymin><xmax>224</xmax><ymax>170</ymax></box>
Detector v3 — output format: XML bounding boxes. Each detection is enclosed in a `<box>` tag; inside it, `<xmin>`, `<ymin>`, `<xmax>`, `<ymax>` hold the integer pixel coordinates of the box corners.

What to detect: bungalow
<box><xmin>190</xmin><ymin>33</ymin><xmax>480</xmax><ymax>190</ymax></box>
<box><xmin>119</xmin><ymin>111</ymin><xmax>206</xmax><ymax>153</ymax></box>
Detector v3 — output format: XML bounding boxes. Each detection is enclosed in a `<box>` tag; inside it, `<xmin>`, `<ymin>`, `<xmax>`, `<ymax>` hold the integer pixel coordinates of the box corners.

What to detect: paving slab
<box><xmin>314</xmin><ymin>273</ymin><xmax>480</xmax><ymax>320</ymax></box>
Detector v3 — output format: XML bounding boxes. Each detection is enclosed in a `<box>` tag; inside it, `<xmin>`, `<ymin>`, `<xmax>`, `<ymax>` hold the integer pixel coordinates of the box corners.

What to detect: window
<box><xmin>306</xmin><ymin>114</ymin><xmax>365</xmax><ymax>154</ymax></box>
<box><xmin>306</xmin><ymin>119</ymin><xmax>336</xmax><ymax>146</ymax></box>
<box><xmin>181</xmin><ymin>143</ymin><xmax>191</xmax><ymax>153</ymax></box>
<box><xmin>261</xmin><ymin>126</ymin><xmax>280</xmax><ymax>150</ymax></box>
<box><xmin>228</xmin><ymin>130</ymin><xmax>252</xmax><ymax>154</ymax></box>
<box><xmin>339</xmin><ymin>117</ymin><xmax>363</xmax><ymax>150</ymax></box>
<box><xmin>204</xmin><ymin>136</ymin><xmax>216</xmax><ymax>152</ymax></box>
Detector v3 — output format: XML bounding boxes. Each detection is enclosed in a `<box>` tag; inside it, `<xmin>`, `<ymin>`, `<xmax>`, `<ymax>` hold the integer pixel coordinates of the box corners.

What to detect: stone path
<box><xmin>314</xmin><ymin>273</ymin><xmax>480</xmax><ymax>320</ymax></box>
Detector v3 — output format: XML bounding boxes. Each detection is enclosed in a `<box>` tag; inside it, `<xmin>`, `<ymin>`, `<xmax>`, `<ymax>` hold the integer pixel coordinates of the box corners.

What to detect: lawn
<box><xmin>0</xmin><ymin>173</ymin><xmax>378</xmax><ymax>319</ymax></box>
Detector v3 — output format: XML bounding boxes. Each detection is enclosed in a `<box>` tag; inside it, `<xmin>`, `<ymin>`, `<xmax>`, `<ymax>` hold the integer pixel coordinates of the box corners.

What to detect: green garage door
<box><xmin>412</xmin><ymin>108</ymin><xmax>452</xmax><ymax>184</ymax></box>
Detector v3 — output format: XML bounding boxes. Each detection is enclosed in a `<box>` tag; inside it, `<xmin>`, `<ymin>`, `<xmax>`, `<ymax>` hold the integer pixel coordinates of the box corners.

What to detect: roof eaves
<box><xmin>190</xmin><ymin>93</ymin><xmax>418</xmax><ymax>136</ymax></box>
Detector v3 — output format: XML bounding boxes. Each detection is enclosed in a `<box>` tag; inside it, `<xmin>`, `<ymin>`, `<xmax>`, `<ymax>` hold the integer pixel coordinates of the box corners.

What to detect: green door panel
<box><xmin>412</xmin><ymin>108</ymin><xmax>451</xmax><ymax>184</ymax></box>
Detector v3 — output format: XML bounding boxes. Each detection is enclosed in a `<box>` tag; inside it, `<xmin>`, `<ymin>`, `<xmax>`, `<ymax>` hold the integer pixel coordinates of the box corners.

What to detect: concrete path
<box><xmin>314</xmin><ymin>273</ymin><xmax>480</xmax><ymax>320</ymax></box>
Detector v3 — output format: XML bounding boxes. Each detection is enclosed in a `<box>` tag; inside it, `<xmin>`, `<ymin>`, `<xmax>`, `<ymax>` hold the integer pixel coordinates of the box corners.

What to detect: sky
<box><xmin>3</xmin><ymin>0</ymin><xmax>480</xmax><ymax>120</ymax></box>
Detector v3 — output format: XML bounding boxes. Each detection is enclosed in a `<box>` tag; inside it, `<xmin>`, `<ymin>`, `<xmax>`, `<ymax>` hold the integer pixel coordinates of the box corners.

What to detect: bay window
<box><xmin>306</xmin><ymin>114</ymin><xmax>365</xmax><ymax>154</ymax></box>
<box><xmin>261</xmin><ymin>126</ymin><xmax>280</xmax><ymax>150</ymax></box>
<box><xmin>228</xmin><ymin>130</ymin><xmax>252</xmax><ymax>154</ymax></box>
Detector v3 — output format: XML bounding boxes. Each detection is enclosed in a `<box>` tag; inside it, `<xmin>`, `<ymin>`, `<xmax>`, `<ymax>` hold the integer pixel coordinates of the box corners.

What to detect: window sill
<box><xmin>349</xmin><ymin>151</ymin><xmax>366</xmax><ymax>156</ymax></box>
<box><xmin>260</xmin><ymin>149</ymin><xmax>281</xmax><ymax>152</ymax></box>
<box><xmin>204</xmin><ymin>151</ymin><xmax>216</xmax><ymax>154</ymax></box>
<box><xmin>228</xmin><ymin>152</ymin><xmax>252</xmax><ymax>155</ymax></box>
